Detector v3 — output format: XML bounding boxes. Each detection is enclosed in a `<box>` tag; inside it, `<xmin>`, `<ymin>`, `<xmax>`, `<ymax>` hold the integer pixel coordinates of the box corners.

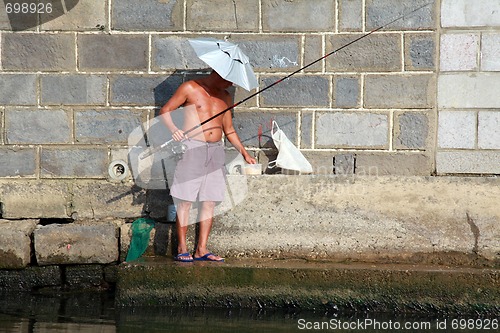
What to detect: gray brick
<box><xmin>303</xmin><ymin>35</ymin><xmax>323</xmax><ymax>72</ymax></box>
<box><xmin>366</xmin><ymin>0</ymin><xmax>436</xmax><ymax>31</ymax></box>
<box><xmin>75</xmin><ymin>110</ymin><xmax>144</xmax><ymax>144</ymax></box>
<box><xmin>441</xmin><ymin>0</ymin><xmax>500</xmax><ymax>27</ymax></box>
<box><xmin>326</xmin><ymin>34</ymin><xmax>401</xmax><ymax>72</ymax></box>
<box><xmin>6</xmin><ymin>109</ymin><xmax>71</xmax><ymax>144</ymax></box>
<box><xmin>0</xmin><ymin>219</ymin><xmax>38</xmax><ymax>269</ymax></box>
<box><xmin>71</xmin><ymin>181</ymin><xmax>145</xmax><ymax>219</ymax></box>
<box><xmin>41</xmin><ymin>0</ymin><xmax>106</xmax><ymax>31</ymax></box>
<box><xmin>41</xmin><ymin>148</ymin><xmax>108</xmax><ymax>178</ymax></box>
<box><xmin>0</xmin><ymin>180</ymin><xmax>71</xmax><ymax>218</ymax></box>
<box><xmin>394</xmin><ymin>112</ymin><xmax>429</xmax><ymax>150</ymax></box>
<box><xmin>260</xmin><ymin>76</ymin><xmax>330</xmax><ymax>107</ymax></box>
<box><xmin>300</xmin><ymin>151</ymin><xmax>334</xmax><ymax>174</ymax></box>
<box><xmin>0</xmin><ymin>74</ymin><xmax>36</xmax><ymax>105</ymax></box>
<box><xmin>481</xmin><ymin>33</ymin><xmax>500</xmax><ymax>71</ymax></box>
<box><xmin>404</xmin><ymin>33</ymin><xmax>435</xmax><ymax>71</ymax></box>
<box><xmin>438</xmin><ymin>111</ymin><xmax>476</xmax><ymax>149</ymax></box>
<box><xmin>229</xmin><ymin>110</ymin><xmax>297</xmax><ymax>148</ymax></box>
<box><xmin>300</xmin><ymin>111</ymin><xmax>313</xmax><ymax>149</ymax></box>
<box><xmin>41</xmin><ymin>75</ymin><xmax>107</xmax><ymax>105</ymax></box>
<box><xmin>364</xmin><ymin>74</ymin><xmax>435</xmax><ymax>109</ymax></box>
<box><xmin>339</xmin><ymin>0</ymin><xmax>363</xmax><ymax>31</ymax></box>
<box><xmin>237</xmin><ymin>36</ymin><xmax>300</xmax><ymax>72</ymax></box>
<box><xmin>78</xmin><ymin>35</ymin><xmax>148</xmax><ymax>71</ymax></box>
<box><xmin>110</xmin><ymin>75</ymin><xmax>184</xmax><ymax>106</ymax></box>
<box><xmin>152</xmin><ymin>36</ymin><xmax>207</xmax><ymax>71</ymax></box>
<box><xmin>0</xmin><ymin>148</ymin><xmax>36</xmax><ymax>177</ymax></box>
<box><xmin>112</xmin><ymin>0</ymin><xmax>183</xmax><ymax>31</ymax></box>
<box><xmin>440</xmin><ymin>33</ymin><xmax>479</xmax><ymax>71</ymax></box>
<box><xmin>316</xmin><ymin>112</ymin><xmax>388</xmax><ymax>148</ymax></box>
<box><xmin>262</xmin><ymin>0</ymin><xmax>335</xmax><ymax>32</ymax></box>
<box><xmin>437</xmin><ymin>151</ymin><xmax>500</xmax><ymax>175</ymax></box>
<box><xmin>334</xmin><ymin>75</ymin><xmax>360</xmax><ymax>108</ymax></box>
<box><xmin>34</xmin><ymin>223</ymin><xmax>118</xmax><ymax>265</ymax></box>
<box><xmin>186</xmin><ymin>0</ymin><xmax>259</xmax><ymax>32</ymax></box>
<box><xmin>478</xmin><ymin>112</ymin><xmax>500</xmax><ymax>150</ymax></box>
<box><xmin>0</xmin><ymin>108</ymin><xmax>3</xmax><ymax>145</ymax></box>
<box><xmin>233</xmin><ymin>85</ymin><xmax>257</xmax><ymax>108</ymax></box>
<box><xmin>438</xmin><ymin>74</ymin><xmax>500</xmax><ymax>109</ymax></box>
<box><xmin>334</xmin><ymin>154</ymin><xmax>355</xmax><ymax>175</ymax></box>
<box><xmin>356</xmin><ymin>153</ymin><xmax>432</xmax><ymax>176</ymax></box>
<box><xmin>2</xmin><ymin>33</ymin><xmax>75</xmax><ymax>70</ymax></box>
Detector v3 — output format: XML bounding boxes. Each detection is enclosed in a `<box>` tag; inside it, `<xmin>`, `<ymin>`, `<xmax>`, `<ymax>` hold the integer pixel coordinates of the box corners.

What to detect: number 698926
<box><xmin>5</xmin><ymin>2</ymin><xmax>53</xmax><ymax>14</ymax></box>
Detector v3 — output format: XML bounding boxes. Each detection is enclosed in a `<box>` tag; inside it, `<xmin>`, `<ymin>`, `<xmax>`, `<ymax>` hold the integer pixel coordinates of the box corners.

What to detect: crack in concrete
<box><xmin>232</xmin><ymin>0</ymin><xmax>238</xmax><ymax>29</ymax></box>
<box><xmin>466</xmin><ymin>212</ymin><xmax>480</xmax><ymax>255</ymax></box>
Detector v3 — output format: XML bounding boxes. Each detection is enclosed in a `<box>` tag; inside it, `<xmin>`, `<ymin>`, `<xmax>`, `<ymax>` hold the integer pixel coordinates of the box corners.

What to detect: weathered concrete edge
<box><xmin>0</xmin><ymin>175</ymin><xmax>499</xmax><ymax>267</ymax></box>
<box><xmin>211</xmin><ymin>175</ymin><xmax>500</xmax><ymax>263</ymax></box>
<box><xmin>115</xmin><ymin>260</ymin><xmax>500</xmax><ymax>315</ymax></box>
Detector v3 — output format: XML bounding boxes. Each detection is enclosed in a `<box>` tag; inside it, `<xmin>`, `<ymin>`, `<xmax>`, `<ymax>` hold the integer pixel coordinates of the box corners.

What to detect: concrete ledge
<box><xmin>0</xmin><ymin>180</ymin><xmax>146</xmax><ymax>219</ymax></box>
<box><xmin>210</xmin><ymin>176</ymin><xmax>500</xmax><ymax>264</ymax></box>
<box><xmin>0</xmin><ymin>176</ymin><xmax>499</xmax><ymax>267</ymax></box>
<box><xmin>116</xmin><ymin>258</ymin><xmax>500</xmax><ymax>315</ymax></box>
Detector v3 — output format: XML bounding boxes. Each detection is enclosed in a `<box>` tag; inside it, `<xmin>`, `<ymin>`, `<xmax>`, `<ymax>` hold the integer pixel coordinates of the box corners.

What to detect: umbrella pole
<box><xmin>141</xmin><ymin>2</ymin><xmax>431</xmax><ymax>159</ymax></box>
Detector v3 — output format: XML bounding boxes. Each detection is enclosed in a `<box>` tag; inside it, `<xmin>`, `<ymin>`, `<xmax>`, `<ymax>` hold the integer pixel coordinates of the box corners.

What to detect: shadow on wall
<box><xmin>3</xmin><ymin>0</ymin><xmax>80</xmax><ymax>31</ymax></box>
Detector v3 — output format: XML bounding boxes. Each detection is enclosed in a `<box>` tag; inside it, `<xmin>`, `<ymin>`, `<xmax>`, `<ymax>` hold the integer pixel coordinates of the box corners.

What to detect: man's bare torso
<box><xmin>182</xmin><ymin>80</ymin><xmax>230</xmax><ymax>142</ymax></box>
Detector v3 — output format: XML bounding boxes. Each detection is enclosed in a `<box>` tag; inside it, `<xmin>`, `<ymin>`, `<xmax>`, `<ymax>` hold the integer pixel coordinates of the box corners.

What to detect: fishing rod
<box><xmin>139</xmin><ymin>1</ymin><xmax>432</xmax><ymax>160</ymax></box>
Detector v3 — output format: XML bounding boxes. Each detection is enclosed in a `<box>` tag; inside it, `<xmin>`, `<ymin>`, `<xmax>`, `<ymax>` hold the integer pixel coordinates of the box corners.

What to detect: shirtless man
<box><xmin>160</xmin><ymin>70</ymin><xmax>256</xmax><ymax>262</ymax></box>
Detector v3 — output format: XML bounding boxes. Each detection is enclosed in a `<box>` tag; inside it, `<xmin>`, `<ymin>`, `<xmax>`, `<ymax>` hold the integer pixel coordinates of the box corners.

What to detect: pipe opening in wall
<box><xmin>108</xmin><ymin>160</ymin><xmax>129</xmax><ymax>181</ymax></box>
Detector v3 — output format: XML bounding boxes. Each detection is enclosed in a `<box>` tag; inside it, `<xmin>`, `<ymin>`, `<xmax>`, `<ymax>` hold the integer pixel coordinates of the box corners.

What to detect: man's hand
<box><xmin>172</xmin><ymin>129</ymin><xmax>186</xmax><ymax>141</ymax></box>
<box><xmin>244</xmin><ymin>155</ymin><xmax>257</xmax><ymax>164</ymax></box>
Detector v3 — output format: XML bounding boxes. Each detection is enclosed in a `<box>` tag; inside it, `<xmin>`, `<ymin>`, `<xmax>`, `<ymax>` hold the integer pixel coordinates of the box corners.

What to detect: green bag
<box><xmin>125</xmin><ymin>218</ymin><xmax>155</xmax><ymax>262</ymax></box>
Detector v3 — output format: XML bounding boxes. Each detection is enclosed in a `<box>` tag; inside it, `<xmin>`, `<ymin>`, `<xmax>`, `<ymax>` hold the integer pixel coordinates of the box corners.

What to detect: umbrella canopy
<box><xmin>189</xmin><ymin>38</ymin><xmax>258</xmax><ymax>91</ymax></box>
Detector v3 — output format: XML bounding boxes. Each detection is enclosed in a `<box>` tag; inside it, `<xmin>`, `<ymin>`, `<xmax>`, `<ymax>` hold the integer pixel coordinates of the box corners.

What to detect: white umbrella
<box><xmin>189</xmin><ymin>38</ymin><xmax>258</xmax><ymax>91</ymax></box>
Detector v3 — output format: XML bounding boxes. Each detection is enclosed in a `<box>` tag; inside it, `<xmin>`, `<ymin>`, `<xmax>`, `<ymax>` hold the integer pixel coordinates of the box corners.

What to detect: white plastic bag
<box><xmin>268</xmin><ymin>121</ymin><xmax>313</xmax><ymax>173</ymax></box>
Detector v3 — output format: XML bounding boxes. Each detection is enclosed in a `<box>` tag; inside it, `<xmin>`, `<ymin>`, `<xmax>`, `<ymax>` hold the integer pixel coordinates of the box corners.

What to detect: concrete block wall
<box><xmin>0</xmin><ymin>0</ymin><xmax>498</xmax><ymax>221</ymax></box>
<box><xmin>0</xmin><ymin>0</ymin><xmax>440</xmax><ymax>184</ymax></box>
<box><xmin>437</xmin><ymin>0</ymin><xmax>500</xmax><ymax>174</ymax></box>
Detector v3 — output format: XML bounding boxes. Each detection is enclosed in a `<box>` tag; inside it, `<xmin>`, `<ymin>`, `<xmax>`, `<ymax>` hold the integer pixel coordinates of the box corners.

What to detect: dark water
<box><xmin>0</xmin><ymin>291</ymin><xmax>497</xmax><ymax>332</ymax></box>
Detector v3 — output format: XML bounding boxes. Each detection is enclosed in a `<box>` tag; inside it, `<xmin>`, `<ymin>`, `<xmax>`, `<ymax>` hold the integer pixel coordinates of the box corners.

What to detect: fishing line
<box><xmin>140</xmin><ymin>1</ymin><xmax>432</xmax><ymax>159</ymax></box>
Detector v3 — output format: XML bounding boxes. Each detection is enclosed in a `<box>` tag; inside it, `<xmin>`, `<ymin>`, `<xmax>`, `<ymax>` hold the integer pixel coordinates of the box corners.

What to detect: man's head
<box><xmin>209</xmin><ymin>70</ymin><xmax>233</xmax><ymax>89</ymax></box>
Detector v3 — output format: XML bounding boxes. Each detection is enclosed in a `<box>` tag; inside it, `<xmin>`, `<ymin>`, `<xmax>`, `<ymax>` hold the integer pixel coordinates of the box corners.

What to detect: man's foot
<box><xmin>193</xmin><ymin>252</ymin><xmax>224</xmax><ymax>262</ymax></box>
<box><xmin>174</xmin><ymin>252</ymin><xmax>193</xmax><ymax>262</ymax></box>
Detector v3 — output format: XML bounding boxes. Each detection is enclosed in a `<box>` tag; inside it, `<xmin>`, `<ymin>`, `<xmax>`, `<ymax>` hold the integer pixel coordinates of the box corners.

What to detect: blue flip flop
<box><xmin>193</xmin><ymin>253</ymin><xmax>224</xmax><ymax>262</ymax></box>
<box><xmin>174</xmin><ymin>252</ymin><xmax>193</xmax><ymax>262</ymax></box>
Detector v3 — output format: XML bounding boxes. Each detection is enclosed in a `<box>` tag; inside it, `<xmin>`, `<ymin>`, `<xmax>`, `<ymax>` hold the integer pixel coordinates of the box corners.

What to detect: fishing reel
<box><xmin>138</xmin><ymin>139</ymin><xmax>187</xmax><ymax>160</ymax></box>
<box><xmin>167</xmin><ymin>140</ymin><xmax>187</xmax><ymax>160</ymax></box>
